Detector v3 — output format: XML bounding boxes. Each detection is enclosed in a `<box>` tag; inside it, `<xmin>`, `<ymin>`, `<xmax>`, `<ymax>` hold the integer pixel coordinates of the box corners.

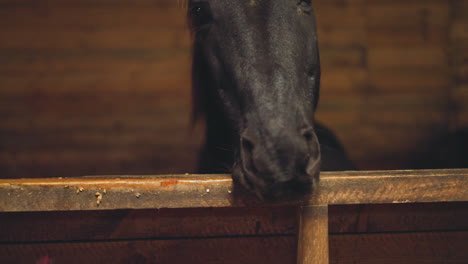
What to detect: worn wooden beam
<box><xmin>0</xmin><ymin>207</ymin><xmax>299</xmax><ymax>243</ymax></box>
<box><xmin>297</xmin><ymin>206</ymin><xmax>329</xmax><ymax>264</ymax></box>
<box><xmin>0</xmin><ymin>169</ymin><xmax>467</xmax><ymax>212</ymax></box>
<box><xmin>0</xmin><ymin>236</ymin><xmax>298</xmax><ymax>264</ymax></box>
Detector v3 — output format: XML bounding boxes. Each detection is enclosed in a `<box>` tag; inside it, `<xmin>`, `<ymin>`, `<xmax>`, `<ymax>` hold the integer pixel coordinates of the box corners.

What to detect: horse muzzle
<box><xmin>233</xmin><ymin>126</ymin><xmax>321</xmax><ymax>200</ymax></box>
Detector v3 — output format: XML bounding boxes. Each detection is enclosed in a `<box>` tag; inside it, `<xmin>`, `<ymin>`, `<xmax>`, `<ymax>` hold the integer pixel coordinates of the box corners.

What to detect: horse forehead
<box><xmin>211</xmin><ymin>0</ymin><xmax>275</xmax><ymax>13</ymax></box>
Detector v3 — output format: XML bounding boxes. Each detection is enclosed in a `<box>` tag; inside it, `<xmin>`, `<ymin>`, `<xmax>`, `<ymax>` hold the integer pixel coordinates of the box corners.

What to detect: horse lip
<box><xmin>233</xmin><ymin>167</ymin><xmax>267</xmax><ymax>200</ymax></box>
<box><xmin>236</xmin><ymin>150</ymin><xmax>320</xmax><ymax>200</ymax></box>
<box><xmin>239</xmin><ymin>167</ymin><xmax>317</xmax><ymax>201</ymax></box>
<box><xmin>232</xmin><ymin>164</ymin><xmax>255</xmax><ymax>191</ymax></box>
<box><xmin>259</xmin><ymin>177</ymin><xmax>315</xmax><ymax>201</ymax></box>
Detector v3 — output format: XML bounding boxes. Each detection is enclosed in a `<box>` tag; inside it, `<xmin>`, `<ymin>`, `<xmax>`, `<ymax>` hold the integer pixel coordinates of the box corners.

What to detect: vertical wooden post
<box><xmin>297</xmin><ymin>205</ymin><xmax>329</xmax><ymax>264</ymax></box>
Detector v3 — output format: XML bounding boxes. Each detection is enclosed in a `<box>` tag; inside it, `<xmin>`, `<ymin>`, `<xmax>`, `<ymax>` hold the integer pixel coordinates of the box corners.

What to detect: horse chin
<box><xmin>232</xmin><ymin>159</ymin><xmax>320</xmax><ymax>202</ymax></box>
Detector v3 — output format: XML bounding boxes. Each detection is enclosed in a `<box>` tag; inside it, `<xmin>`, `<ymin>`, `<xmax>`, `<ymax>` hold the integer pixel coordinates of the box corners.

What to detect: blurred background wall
<box><xmin>0</xmin><ymin>0</ymin><xmax>467</xmax><ymax>179</ymax></box>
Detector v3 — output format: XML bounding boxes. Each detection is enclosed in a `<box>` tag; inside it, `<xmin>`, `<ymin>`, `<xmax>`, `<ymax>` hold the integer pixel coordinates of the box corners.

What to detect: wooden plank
<box><xmin>317</xmin><ymin>27</ymin><xmax>367</xmax><ymax>47</ymax></box>
<box><xmin>367</xmin><ymin>46</ymin><xmax>447</xmax><ymax>70</ymax></box>
<box><xmin>0</xmin><ymin>114</ymin><xmax>192</xmax><ymax>134</ymax></box>
<box><xmin>0</xmin><ymin>169</ymin><xmax>467</xmax><ymax>212</ymax></box>
<box><xmin>1</xmin><ymin>230</ymin><xmax>466</xmax><ymax>264</ymax></box>
<box><xmin>362</xmin><ymin>110</ymin><xmax>447</xmax><ymax>127</ymax></box>
<box><xmin>451</xmin><ymin>0</ymin><xmax>468</xmax><ymax>131</ymax></box>
<box><xmin>297</xmin><ymin>206</ymin><xmax>329</xmax><ymax>264</ymax></box>
<box><xmin>365</xmin><ymin>0</ymin><xmax>449</xmax><ymax>28</ymax></box>
<box><xmin>0</xmin><ymin>49</ymin><xmax>191</xmax><ymax>72</ymax></box>
<box><xmin>0</xmin><ymin>4</ymin><xmax>190</xmax><ymax>49</ymax></box>
<box><xmin>0</xmin><ymin>236</ymin><xmax>297</xmax><ymax>264</ymax></box>
<box><xmin>0</xmin><ymin>95</ymin><xmax>191</xmax><ymax>123</ymax></box>
<box><xmin>0</xmin><ymin>130</ymin><xmax>198</xmax><ymax>150</ymax></box>
<box><xmin>312</xmin><ymin>170</ymin><xmax>468</xmax><ymax>205</ymax></box>
<box><xmin>315</xmin><ymin>0</ymin><xmax>366</xmax><ymax>27</ymax></box>
<box><xmin>320</xmin><ymin>47</ymin><xmax>366</xmax><ymax>68</ymax></box>
<box><xmin>329</xmin><ymin>231</ymin><xmax>468</xmax><ymax>264</ymax></box>
<box><xmin>320</xmin><ymin>68</ymin><xmax>368</xmax><ymax>92</ymax></box>
<box><xmin>0</xmin><ymin>29</ymin><xmax>190</xmax><ymax>50</ymax></box>
<box><xmin>2</xmin><ymin>203</ymin><xmax>465</xmax><ymax>244</ymax></box>
<box><xmin>369</xmin><ymin>69</ymin><xmax>450</xmax><ymax>92</ymax></box>
<box><xmin>0</xmin><ymin>6</ymin><xmax>187</xmax><ymax>29</ymax></box>
<box><xmin>367</xmin><ymin>30</ymin><xmax>447</xmax><ymax>46</ymax></box>
<box><xmin>0</xmin><ymin>0</ymin><xmax>176</xmax><ymax>6</ymax></box>
<box><xmin>451</xmin><ymin>18</ymin><xmax>468</xmax><ymax>43</ymax></box>
<box><xmin>328</xmin><ymin>202</ymin><xmax>468</xmax><ymax>233</ymax></box>
<box><xmin>0</xmin><ymin>146</ymin><xmax>202</xmax><ymax>179</ymax></box>
<box><xmin>0</xmin><ymin>207</ymin><xmax>297</xmax><ymax>243</ymax></box>
<box><xmin>0</xmin><ymin>75</ymin><xmax>191</xmax><ymax>96</ymax></box>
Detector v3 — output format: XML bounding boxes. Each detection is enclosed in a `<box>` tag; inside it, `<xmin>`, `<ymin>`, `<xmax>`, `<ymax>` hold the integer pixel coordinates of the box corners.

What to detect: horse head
<box><xmin>187</xmin><ymin>0</ymin><xmax>322</xmax><ymax>200</ymax></box>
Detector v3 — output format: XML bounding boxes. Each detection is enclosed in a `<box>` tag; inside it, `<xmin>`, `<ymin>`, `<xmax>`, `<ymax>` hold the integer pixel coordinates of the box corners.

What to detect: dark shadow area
<box><xmin>411</xmin><ymin>127</ymin><xmax>468</xmax><ymax>169</ymax></box>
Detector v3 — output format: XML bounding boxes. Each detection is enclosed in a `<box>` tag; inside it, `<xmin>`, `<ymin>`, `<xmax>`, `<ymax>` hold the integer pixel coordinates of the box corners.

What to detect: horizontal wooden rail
<box><xmin>1</xmin><ymin>169</ymin><xmax>467</xmax><ymax>212</ymax></box>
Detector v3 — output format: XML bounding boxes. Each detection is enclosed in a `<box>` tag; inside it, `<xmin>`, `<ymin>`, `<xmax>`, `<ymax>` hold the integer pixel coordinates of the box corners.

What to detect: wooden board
<box><xmin>0</xmin><ymin>169</ymin><xmax>466</xmax><ymax>264</ymax></box>
<box><xmin>0</xmin><ymin>207</ymin><xmax>298</xmax><ymax>243</ymax></box>
<box><xmin>1</xmin><ymin>0</ymin><xmax>467</xmax><ymax>179</ymax></box>
<box><xmin>0</xmin><ymin>236</ymin><xmax>297</xmax><ymax>264</ymax></box>
<box><xmin>329</xmin><ymin>231</ymin><xmax>468</xmax><ymax>264</ymax></box>
<box><xmin>1</xmin><ymin>202</ymin><xmax>466</xmax><ymax>243</ymax></box>
<box><xmin>297</xmin><ymin>206</ymin><xmax>329</xmax><ymax>264</ymax></box>
<box><xmin>328</xmin><ymin>202</ymin><xmax>468</xmax><ymax>233</ymax></box>
<box><xmin>0</xmin><ymin>169</ymin><xmax>467</xmax><ymax>212</ymax></box>
<box><xmin>1</xmin><ymin>232</ymin><xmax>466</xmax><ymax>264</ymax></box>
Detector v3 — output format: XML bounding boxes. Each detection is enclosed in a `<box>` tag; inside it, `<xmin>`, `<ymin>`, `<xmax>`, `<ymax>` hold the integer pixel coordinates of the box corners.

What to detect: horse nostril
<box><xmin>240</xmin><ymin>136</ymin><xmax>257</xmax><ymax>174</ymax></box>
<box><xmin>301</xmin><ymin>127</ymin><xmax>320</xmax><ymax>161</ymax></box>
<box><xmin>241</xmin><ymin>136</ymin><xmax>254</xmax><ymax>154</ymax></box>
<box><xmin>301</xmin><ymin>127</ymin><xmax>315</xmax><ymax>142</ymax></box>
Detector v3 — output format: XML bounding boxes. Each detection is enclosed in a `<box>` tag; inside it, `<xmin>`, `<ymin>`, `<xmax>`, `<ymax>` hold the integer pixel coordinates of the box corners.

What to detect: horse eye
<box><xmin>298</xmin><ymin>0</ymin><xmax>312</xmax><ymax>13</ymax></box>
<box><xmin>189</xmin><ymin>3</ymin><xmax>213</xmax><ymax>28</ymax></box>
<box><xmin>192</xmin><ymin>6</ymin><xmax>202</xmax><ymax>14</ymax></box>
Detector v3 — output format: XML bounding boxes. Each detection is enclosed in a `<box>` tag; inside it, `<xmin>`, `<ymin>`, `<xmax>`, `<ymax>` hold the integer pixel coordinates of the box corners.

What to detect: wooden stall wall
<box><xmin>0</xmin><ymin>0</ymin><xmax>467</xmax><ymax>179</ymax></box>
<box><xmin>315</xmin><ymin>0</ymin><xmax>468</xmax><ymax>169</ymax></box>
<box><xmin>0</xmin><ymin>0</ymin><xmax>200</xmax><ymax>178</ymax></box>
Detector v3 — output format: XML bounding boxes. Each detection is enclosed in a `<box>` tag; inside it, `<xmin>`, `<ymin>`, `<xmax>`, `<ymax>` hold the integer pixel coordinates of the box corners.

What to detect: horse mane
<box><xmin>180</xmin><ymin>0</ymin><xmax>210</xmax><ymax>126</ymax></box>
<box><xmin>176</xmin><ymin>0</ymin><xmax>203</xmax><ymax>125</ymax></box>
<box><xmin>190</xmin><ymin>40</ymin><xmax>209</xmax><ymax>126</ymax></box>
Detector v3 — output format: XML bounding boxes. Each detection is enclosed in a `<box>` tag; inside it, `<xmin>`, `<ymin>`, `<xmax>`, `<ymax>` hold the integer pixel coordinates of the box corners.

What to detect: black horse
<box><xmin>185</xmin><ymin>0</ymin><xmax>353</xmax><ymax>200</ymax></box>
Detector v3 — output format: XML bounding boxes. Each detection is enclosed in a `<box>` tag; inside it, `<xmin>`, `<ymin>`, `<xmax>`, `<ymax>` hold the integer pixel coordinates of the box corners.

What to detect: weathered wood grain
<box><xmin>1</xmin><ymin>202</ymin><xmax>466</xmax><ymax>244</ymax></box>
<box><xmin>1</xmin><ymin>231</ymin><xmax>466</xmax><ymax>264</ymax></box>
<box><xmin>1</xmin><ymin>232</ymin><xmax>466</xmax><ymax>264</ymax></box>
<box><xmin>0</xmin><ymin>236</ymin><xmax>297</xmax><ymax>264</ymax></box>
<box><xmin>0</xmin><ymin>207</ymin><xmax>298</xmax><ymax>243</ymax></box>
<box><xmin>328</xmin><ymin>202</ymin><xmax>468</xmax><ymax>234</ymax></box>
<box><xmin>0</xmin><ymin>169</ymin><xmax>466</xmax><ymax>212</ymax></box>
<box><xmin>329</xmin><ymin>231</ymin><xmax>468</xmax><ymax>264</ymax></box>
<box><xmin>297</xmin><ymin>206</ymin><xmax>329</xmax><ymax>264</ymax></box>
<box><xmin>1</xmin><ymin>0</ymin><xmax>467</xmax><ymax>180</ymax></box>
